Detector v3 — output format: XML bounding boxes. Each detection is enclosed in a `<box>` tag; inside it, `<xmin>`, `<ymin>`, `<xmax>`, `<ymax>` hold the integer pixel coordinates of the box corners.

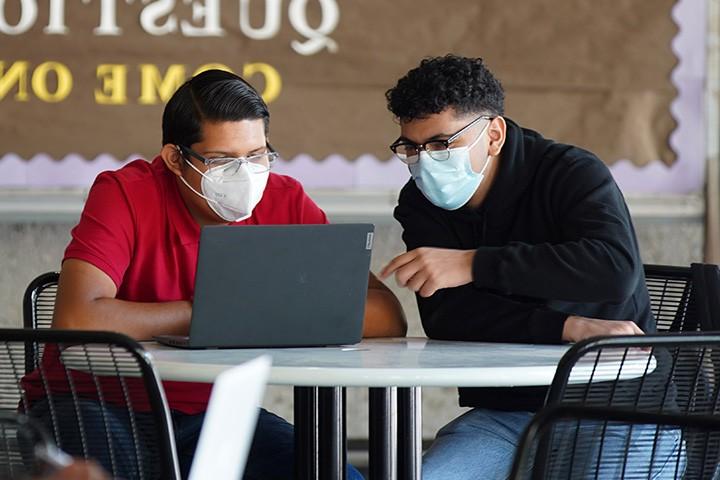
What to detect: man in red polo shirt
<box><xmin>36</xmin><ymin>69</ymin><xmax>406</xmax><ymax>479</ymax></box>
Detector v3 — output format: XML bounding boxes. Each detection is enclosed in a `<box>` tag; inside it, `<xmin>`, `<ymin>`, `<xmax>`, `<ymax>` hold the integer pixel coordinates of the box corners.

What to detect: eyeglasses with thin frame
<box><xmin>389</xmin><ymin>115</ymin><xmax>494</xmax><ymax>164</ymax></box>
<box><xmin>177</xmin><ymin>144</ymin><xmax>278</xmax><ymax>174</ymax></box>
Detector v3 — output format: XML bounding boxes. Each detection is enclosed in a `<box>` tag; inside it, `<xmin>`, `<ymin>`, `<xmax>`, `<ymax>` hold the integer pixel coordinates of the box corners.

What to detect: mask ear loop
<box><xmin>464</xmin><ymin>120</ymin><xmax>494</xmax><ymax>175</ymax></box>
<box><xmin>176</xmin><ymin>146</ymin><xmax>222</xmax><ymax>205</ymax></box>
<box><xmin>177</xmin><ymin>146</ymin><xmax>214</xmax><ymax>180</ymax></box>
<box><xmin>455</xmin><ymin>118</ymin><xmax>492</xmax><ymax>153</ymax></box>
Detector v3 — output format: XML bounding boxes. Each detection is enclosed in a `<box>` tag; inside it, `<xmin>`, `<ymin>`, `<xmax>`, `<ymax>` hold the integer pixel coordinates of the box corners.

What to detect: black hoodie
<box><xmin>394</xmin><ymin>118</ymin><xmax>654</xmax><ymax>411</ymax></box>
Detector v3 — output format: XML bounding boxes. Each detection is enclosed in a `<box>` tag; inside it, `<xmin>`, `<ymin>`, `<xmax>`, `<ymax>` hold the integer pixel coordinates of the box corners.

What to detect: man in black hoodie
<box><xmin>380</xmin><ymin>55</ymin><xmax>683</xmax><ymax>479</ymax></box>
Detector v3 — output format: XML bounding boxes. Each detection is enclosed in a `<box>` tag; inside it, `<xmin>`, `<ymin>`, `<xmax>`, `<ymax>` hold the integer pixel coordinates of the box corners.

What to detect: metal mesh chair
<box><xmin>510</xmin><ymin>405</ymin><xmax>720</xmax><ymax>480</ymax></box>
<box><xmin>644</xmin><ymin>265</ymin><xmax>696</xmax><ymax>332</ymax></box>
<box><xmin>0</xmin><ymin>328</ymin><xmax>180</xmax><ymax>480</ymax></box>
<box><xmin>22</xmin><ymin>272</ymin><xmax>59</xmax><ymax>374</ymax></box>
<box><xmin>23</xmin><ymin>272</ymin><xmax>59</xmax><ymax>331</ymax></box>
<box><xmin>543</xmin><ymin>334</ymin><xmax>720</xmax><ymax>479</ymax></box>
<box><xmin>644</xmin><ymin>263</ymin><xmax>720</xmax><ymax>332</ymax></box>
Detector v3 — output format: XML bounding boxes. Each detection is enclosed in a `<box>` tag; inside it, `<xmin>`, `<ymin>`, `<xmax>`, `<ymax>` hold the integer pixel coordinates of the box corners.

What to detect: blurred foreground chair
<box><xmin>0</xmin><ymin>328</ymin><xmax>179</xmax><ymax>480</ymax></box>
<box><xmin>0</xmin><ymin>412</ymin><xmax>62</xmax><ymax>479</ymax></box>
<box><xmin>509</xmin><ymin>405</ymin><xmax>720</xmax><ymax>480</ymax></box>
<box><xmin>542</xmin><ymin>334</ymin><xmax>720</xmax><ymax>479</ymax></box>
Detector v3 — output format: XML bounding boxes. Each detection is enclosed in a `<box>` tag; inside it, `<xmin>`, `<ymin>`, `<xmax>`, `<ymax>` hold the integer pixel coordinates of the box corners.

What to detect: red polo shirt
<box><xmin>25</xmin><ymin>156</ymin><xmax>328</xmax><ymax>414</ymax></box>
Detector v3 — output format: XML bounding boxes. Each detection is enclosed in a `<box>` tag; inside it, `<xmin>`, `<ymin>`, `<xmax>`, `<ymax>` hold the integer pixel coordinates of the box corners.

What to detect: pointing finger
<box><xmin>380</xmin><ymin>250</ymin><xmax>417</xmax><ymax>279</ymax></box>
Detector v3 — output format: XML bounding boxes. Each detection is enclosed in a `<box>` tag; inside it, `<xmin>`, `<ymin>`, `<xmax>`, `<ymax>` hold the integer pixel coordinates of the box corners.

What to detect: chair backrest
<box><xmin>22</xmin><ymin>272</ymin><xmax>60</xmax><ymax>374</ymax></box>
<box><xmin>0</xmin><ymin>328</ymin><xmax>180</xmax><ymax>480</ymax></box>
<box><xmin>644</xmin><ymin>264</ymin><xmax>696</xmax><ymax>332</ymax></box>
<box><xmin>23</xmin><ymin>272</ymin><xmax>59</xmax><ymax>331</ymax></box>
<box><xmin>510</xmin><ymin>405</ymin><xmax>720</xmax><ymax>480</ymax></box>
<box><xmin>689</xmin><ymin>263</ymin><xmax>720</xmax><ymax>331</ymax></box>
<box><xmin>644</xmin><ymin>263</ymin><xmax>720</xmax><ymax>332</ymax></box>
<box><xmin>546</xmin><ymin>334</ymin><xmax>720</xmax><ymax>479</ymax></box>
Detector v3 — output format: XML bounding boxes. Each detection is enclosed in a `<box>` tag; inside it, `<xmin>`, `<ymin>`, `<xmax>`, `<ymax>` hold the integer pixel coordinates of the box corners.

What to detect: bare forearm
<box><xmin>53</xmin><ymin>259</ymin><xmax>192</xmax><ymax>340</ymax></box>
<box><xmin>562</xmin><ymin>315</ymin><xmax>644</xmax><ymax>342</ymax></box>
<box><xmin>53</xmin><ymin>298</ymin><xmax>192</xmax><ymax>341</ymax></box>
<box><xmin>363</xmin><ymin>287</ymin><xmax>407</xmax><ymax>338</ymax></box>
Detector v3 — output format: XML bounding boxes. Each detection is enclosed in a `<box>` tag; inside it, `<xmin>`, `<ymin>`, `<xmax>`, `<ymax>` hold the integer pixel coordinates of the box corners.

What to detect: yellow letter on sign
<box><xmin>32</xmin><ymin>62</ymin><xmax>73</xmax><ymax>103</ymax></box>
<box><xmin>95</xmin><ymin>64</ymin><xmax>128</xmax><ymax>105</ymax></box>
<box><xmin>242</xmin><ymin>62</ymin><xmax>281</xmax><ymax>104</ymax></box>
<box><xmin>0</xmin><ymin>61</ymin><xmax>30</xmax><ymax>101</ymax></box>
<box><xmin>139</xmin><ymin>64</ymin><xmax>186</xmax><ymax>105</ymax></box>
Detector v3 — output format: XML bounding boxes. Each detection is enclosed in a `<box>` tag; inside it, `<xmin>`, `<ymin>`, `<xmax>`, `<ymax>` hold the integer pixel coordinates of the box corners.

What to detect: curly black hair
<box><xmin>386</xmin><ymin>55</ymin><xmax>505</xmax><ymax>122</ymax></box>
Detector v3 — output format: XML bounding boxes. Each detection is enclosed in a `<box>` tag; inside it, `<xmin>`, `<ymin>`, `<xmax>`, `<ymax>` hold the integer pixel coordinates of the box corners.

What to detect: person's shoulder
<box><xmin>91</xmin><ymin>158</ymin><xmax>158</xmax><ymax>191</ymax></box>
<box><xmin>538</xmin><ymin>142</ymin><xmax>622</xmax><ymax>210</ymax></box>
<box><xmin>254</xmin><ymin>173</ymin><xmax>327</xmax><ymax>224</ymax></box>
<box><xmin>515</xmin><ymin>120</ymin><xmax>607</xmax><ymax>176</ymax></box>
<box><xmin>263</xmin><ymin>172</ymin><xmax>316</xmax><ymax>204</ymax></box>
<box><xmin>107</xmin><ymin>156</ymin><xmax>169</xmax><ymax>189</ymax></box>
<box><xmin>86</xmin><ymin>157</ymin><xmax>170</xmax><ymax>219</ymax></box>
<box><xmin>265</xmin><ymin>172</ymin><xmax>306</xmax><ymax>192</ymax></box>
<box><xmin>541</xmin><ymin>142</ymin><xmax>612</xmax><ymax>181</ymax></box>
<box><xmin>101</xmin><ymin>158</ymin><xmax>155</xmax><ymax>180</ymax></box>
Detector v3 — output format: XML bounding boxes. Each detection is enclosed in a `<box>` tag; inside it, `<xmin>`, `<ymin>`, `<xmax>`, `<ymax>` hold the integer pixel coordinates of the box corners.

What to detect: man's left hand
<box><xmin>380</xmin><ymin>248</ymin><xmax>475</xmax><ymax>297</ymax></box>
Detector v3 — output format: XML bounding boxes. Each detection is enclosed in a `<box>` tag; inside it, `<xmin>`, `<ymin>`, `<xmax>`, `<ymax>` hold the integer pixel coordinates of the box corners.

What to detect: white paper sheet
<box><xmin>188</xmin><ymin>355</ymin><xmax>272</xmax><ymax>480</ymax></box>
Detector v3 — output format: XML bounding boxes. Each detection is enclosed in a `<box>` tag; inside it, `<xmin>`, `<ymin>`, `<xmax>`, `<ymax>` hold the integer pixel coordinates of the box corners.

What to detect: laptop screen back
<box><xmin>189</xmin><ymin>224</ymin><xmax>374</xmax><ymax>348</ymax></box>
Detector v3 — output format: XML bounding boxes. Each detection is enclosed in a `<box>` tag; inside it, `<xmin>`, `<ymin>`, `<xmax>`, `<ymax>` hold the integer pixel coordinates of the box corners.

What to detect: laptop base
<box><xmin>153</xmin><ymin>335</ymin><xmax>193</xmax><ymax>349</ymax></box>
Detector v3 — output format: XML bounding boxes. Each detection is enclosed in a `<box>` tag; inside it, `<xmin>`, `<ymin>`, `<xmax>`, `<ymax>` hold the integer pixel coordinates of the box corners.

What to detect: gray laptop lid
<box><xmin>188</xmin><ymin>224</ymin><xmax>374</xmax><ymax>348</ymax></box>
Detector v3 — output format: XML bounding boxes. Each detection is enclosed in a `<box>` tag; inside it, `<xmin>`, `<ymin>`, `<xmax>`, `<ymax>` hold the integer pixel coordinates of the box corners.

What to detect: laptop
<box><xmin>188</xmin><ymin>355</ymin><xmax>271</xmax><ymax>480</ymax></box>
<box><xmin>154</xmin><ymin>223</ymin><xmax>374</xmax><ymax>348</ymax></box>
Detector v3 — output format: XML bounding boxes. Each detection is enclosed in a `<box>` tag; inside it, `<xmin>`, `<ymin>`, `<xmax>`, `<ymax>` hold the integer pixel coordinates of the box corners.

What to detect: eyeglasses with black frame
<box><xmin>177</xmin><ymin>144</ymin><xmax>278</xmax><ymax>174</ymax></box>
<box><xmin>389</xmin><ymin>115</ymin><xmax>494</xmax><ymax>164</ymax></box>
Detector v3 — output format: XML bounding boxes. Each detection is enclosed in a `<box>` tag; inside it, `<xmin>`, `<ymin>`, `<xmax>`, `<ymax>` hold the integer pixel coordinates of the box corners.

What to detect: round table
<box><xmin>144</xmin><ymin>337</ymin><xmax>653</xmax><ymax>480</ymax></box>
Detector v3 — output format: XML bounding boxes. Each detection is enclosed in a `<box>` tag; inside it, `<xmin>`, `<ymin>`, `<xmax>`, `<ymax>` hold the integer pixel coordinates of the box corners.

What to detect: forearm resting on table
<box><xmin>562</xmin><ymin>314</ymin><xmax>645</xmax><ymax>343</ymax></box>
<box><xmin>53</xmin><ymin>259</ymin><xmax>191</xmax><ymax>341</ymax></box>
<box><xmin>54</xmin><ymin>298</ymin><xmax>191</xmax><ymax>340</ymax></box>
<box><xmin>362</xmin><ymin>274</ymin><xmax>407</xmax><ymax>337</ymax></box>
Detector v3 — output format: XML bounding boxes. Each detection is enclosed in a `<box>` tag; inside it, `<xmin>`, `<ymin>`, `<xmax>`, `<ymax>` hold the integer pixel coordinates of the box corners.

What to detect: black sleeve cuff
<box><xmin>472</xmin><ymin>247</ymin><xmax>503</xmax><ymax>290</ymax></box>
<box><xmin>527</xmin><ymin>309</ymin><xmax>568</xmax><ymax>344</ymax></box>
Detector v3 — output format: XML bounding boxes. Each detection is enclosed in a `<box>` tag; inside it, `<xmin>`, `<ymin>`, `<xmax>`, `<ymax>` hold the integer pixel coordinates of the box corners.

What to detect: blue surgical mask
<box><xmin>409</xmin><ymin>122</ymin><xmax>492</xmax><ymax>210</ymax></box>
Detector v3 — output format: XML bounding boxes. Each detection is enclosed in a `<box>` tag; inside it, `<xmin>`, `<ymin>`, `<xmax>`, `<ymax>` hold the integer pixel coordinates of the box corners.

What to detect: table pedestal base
<box><xmin>294</xmin><ymin>386</ymin><xmax>347</xmax><ymax>480</ymax></box>
<box><xmin>398</xmin><ymin>387</ymin><xmax>422</xmax><ymax>480</ymax></box>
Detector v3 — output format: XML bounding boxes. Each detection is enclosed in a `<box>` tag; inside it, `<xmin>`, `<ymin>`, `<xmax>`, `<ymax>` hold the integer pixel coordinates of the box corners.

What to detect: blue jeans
<box><xmin>422</xmin><ymin>408</ymin><xmax>685</xmax><ymax>480</ymax></box>
<box><xmin>30</xmin><ymin>398</ymin><xmax>364</xmax><ymax>479</ymax></box>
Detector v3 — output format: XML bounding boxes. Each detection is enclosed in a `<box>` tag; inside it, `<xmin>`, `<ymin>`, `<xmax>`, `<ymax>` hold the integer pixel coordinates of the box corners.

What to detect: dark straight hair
<box><xmin>162</xmin><ymin>69</ymin><xmax>270</xmax><ymax>147</ymax></box>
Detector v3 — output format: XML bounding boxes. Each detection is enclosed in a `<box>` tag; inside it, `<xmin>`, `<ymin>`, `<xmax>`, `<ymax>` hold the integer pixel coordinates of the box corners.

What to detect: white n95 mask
<box><xmin>180</xmin><ymin>157</ymin><xmax>269</xmax><ymax>222</ymax></box>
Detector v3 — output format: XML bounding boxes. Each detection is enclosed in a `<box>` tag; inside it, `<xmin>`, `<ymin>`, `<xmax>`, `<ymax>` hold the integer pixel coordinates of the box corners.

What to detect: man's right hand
<box><xmin>562</xmin><ymin>315</ymin><xmax>645</xmax><ymax>343</ymax></box>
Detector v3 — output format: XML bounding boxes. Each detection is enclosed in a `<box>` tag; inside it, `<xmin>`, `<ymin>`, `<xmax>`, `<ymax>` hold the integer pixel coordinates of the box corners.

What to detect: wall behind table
<box><xmin>0</xmin><ymin>0</ymin><xmax>706</xmax><ymax>196</ymax></box>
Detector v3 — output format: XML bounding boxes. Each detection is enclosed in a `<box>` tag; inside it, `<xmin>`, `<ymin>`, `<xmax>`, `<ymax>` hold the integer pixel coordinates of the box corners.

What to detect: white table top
<box><xmin>142</xmin><ymin>337</ymin><xmax>652</xmax><ymax>388</ymax></box>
